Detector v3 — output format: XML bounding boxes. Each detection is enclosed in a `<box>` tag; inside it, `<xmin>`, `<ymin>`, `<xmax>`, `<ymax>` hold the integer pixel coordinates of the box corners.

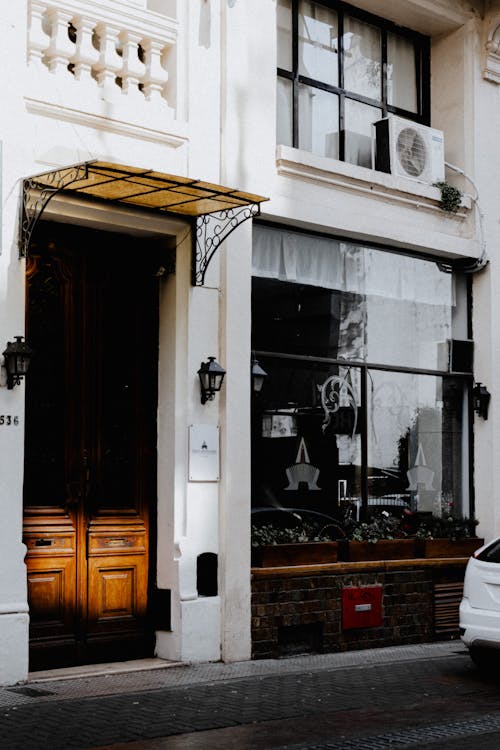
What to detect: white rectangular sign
<box><xmin>188</xmin><ymin>424</ymin><xmax>220</xmax><ymax>482</ymax></box>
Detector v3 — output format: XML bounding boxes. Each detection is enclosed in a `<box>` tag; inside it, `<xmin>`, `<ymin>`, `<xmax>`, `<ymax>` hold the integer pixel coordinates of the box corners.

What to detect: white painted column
<box><xmin>156</xmin><ymin>227</ymin><xmax>223</xmax><ymax>664</ymax></box>
<box><xmin>218</xmin><ymin>221</ymin><xmax>252</xmax><ymax>662</ymax></box>
<box><xmin>0</xmin><ymin>183</ymin><xmax>30</xmax><ymax>686</ymax></box>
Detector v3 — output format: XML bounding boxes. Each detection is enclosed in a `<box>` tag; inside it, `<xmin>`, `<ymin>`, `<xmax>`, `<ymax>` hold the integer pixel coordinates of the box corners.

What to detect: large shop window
<box><xmin>251</xmin><ymin>225</ymin><xmax>472</xmax><ymax>525</ymax></box>
<box><xmin>277</xmin><ymin>0</ymin><xmax>430</xmax><ymax>167</ymax></box>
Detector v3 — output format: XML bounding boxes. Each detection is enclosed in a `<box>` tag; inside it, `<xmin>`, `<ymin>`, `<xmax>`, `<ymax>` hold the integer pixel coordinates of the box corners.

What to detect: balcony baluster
<box><xmin>70</xmin><ymin>15</ymin><xmax>99</xmax><ymax>82</ymax></box>
<box><xmin>141</xmin><ymin>38</ymin><xmax>169</xmax><ymax>103</ymax></box>
<box><xmin>28</xmin><ymin>0</ymin><xmax>49</xmax><ymax>69</ymax></box>
<box><xmin>93</xmin><ymin>22</ymin><xmax>122</xmax><ymax>95</ymax></box>
<box><xmin>45</xmin><ymin>7</ymin><xmax>75</xmax><ymax>75</ymax></box>
<box><xmin>120</xmin><ymin>30</ymin><xmax>146</xmax><ymax>99</ymax></box>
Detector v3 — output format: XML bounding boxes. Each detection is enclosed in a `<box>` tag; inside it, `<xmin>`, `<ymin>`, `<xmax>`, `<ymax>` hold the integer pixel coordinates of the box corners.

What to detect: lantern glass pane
<box><xmin>253</xmin><ymin>374</ymin><xmax>265</xmax><ymax>392</ymax></box>
<box><xmin>17</xmin><ymin>356</ymin><xmax>29</xmax><ymax>374</ymax></box>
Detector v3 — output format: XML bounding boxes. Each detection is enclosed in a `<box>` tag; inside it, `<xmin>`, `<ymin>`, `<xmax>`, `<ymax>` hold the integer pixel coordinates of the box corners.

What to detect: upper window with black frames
<box><xmin>277</xmin><ymin>0</ymin><xmax>430</xmax><ymax>168</ymax></box>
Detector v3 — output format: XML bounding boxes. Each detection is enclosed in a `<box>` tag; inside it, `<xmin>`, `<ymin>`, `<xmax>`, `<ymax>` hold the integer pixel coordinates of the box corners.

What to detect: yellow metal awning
<box><xmin>21</xmin><ymin>161</ymin><xmax>269</xmax><ymax>285</ymax></box>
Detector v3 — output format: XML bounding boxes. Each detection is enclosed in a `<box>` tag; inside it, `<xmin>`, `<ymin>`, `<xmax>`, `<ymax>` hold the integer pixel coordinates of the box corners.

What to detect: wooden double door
<box><xmin>23</xmin><ymin>223</ymin><xmax>159</xmax><ymax>670</ymax></box>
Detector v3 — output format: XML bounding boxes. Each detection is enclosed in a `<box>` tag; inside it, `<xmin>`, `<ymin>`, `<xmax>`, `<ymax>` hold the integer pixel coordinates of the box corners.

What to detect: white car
<box><xmin>460</xmin><ymin>537</ymin><xmax>500</xmax><ymax>668</ymax></box>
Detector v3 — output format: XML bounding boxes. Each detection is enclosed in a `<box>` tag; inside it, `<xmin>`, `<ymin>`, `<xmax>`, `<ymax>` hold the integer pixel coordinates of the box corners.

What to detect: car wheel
<box><xmin>469</xmin><ymin>646</ymin><xmax>500</xmax><ymax>673</ymax></box>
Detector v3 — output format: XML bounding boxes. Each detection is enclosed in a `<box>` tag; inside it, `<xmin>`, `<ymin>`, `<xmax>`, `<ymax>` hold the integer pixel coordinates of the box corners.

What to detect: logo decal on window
<box><xmin>318</xmin><ymin>371</ymin><xmax>358</xmax><ymax>436</ymax></box>
<box><xmin>284</xmin><ymin>437</ymin><xmax>320</xmax><ymax>491</ymax></box>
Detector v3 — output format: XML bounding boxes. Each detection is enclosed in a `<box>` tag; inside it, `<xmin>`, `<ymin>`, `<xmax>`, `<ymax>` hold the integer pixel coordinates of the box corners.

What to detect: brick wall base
<box><xmin>251</xmin><ymin>560</ymin><xmax>466</xmax><ymax>660</ymax></box>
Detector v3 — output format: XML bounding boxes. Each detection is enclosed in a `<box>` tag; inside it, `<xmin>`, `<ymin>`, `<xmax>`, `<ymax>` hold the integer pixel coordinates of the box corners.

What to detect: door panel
<box><xmin>26</xmin><ymin>555</ymin><xmax>76</xmax><ymax>631</ymax></box>
<box><xmin>87</xmin><ymin>554</ymin><xmax>148</xmax><ymax>629</ymax></box>
<box><xmin>24</xmin><ymin>223</ymin><xmax>158</xmax><ymax>670</ymax></box>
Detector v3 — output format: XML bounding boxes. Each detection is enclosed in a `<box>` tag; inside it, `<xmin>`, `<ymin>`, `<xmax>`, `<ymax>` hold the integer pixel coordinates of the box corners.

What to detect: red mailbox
<box><xmin>342</xmin><ymin>585</ymin><xmax>383</xmax><ymax>630</ymax></box>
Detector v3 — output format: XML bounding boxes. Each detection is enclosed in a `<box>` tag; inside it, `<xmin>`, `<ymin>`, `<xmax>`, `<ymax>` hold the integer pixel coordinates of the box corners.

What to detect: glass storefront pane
<box><xmin>344</xmin><ymin>16</ymin><xmax>381</xmax><ymax>100</ymax></box>
<box><xmin>277</xmin><ymin>0</ymin><xmax>293</xmax><ymax>71</ymax></box>
<box><xmin>299</xmin><ymin>1</ymin><xmax>338</xmax><ymax>87</ymax></box>
<box><xmin>298</xmin><ymin>84</ymin><xmax>339</xmax><ymax>158</ymax></box>
<box><xmin>367</xmin><ymin>370</ymin><xmax>469</xmax><ymax>519</ymax></box>
<box><xmin>252</xmin><ymin>277</ymin><xmax>365</xmax><ymax>360</ymax></box>
<box><xmin>277</xmin><ymin>78</ymin><xmax>293</xmax><ymax>146</ymax></box>
<box><xmin>252</xmin><ymin>226</ymin><xmax>464</xmax><ymax>371</ymax></box>
<box><xmin>252</xmin><ymin>357</ymin><xmax>362</xmax><ymax>524</ymax></box>
<box><xmin>363</xmin><ymin>248</ymin><xmax>455</xmax><ymax>370</ymax></box>
<box><xmin>387</xmin><ymin>32</ymin><xmax>418</xmax><ymax>113</ymax></box>
<box><xmin>344</xmin><ymin>99</ymin><xmax>381</xmax><ymax>168</ymax></box>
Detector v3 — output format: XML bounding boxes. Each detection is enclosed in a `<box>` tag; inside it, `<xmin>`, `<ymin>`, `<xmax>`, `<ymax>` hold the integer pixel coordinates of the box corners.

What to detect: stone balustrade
<box><xmin>28</xmin><ymin>0</ymin><xmax>177</xmax><ymax>109</ymax></box>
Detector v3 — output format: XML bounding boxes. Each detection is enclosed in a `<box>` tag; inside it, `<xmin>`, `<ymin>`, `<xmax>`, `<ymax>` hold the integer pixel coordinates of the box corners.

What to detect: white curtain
<box><xmin>252</xmin><ymin>224</ymin><xmax>454</xmax><ymax>307</ymax></box>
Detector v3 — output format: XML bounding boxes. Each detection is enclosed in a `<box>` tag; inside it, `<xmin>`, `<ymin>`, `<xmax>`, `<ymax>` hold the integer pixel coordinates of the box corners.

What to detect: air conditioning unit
<box><xmin>374</xmin><ymin>115</ymin><xmax>445</xmax><ymax>184</ymax></box>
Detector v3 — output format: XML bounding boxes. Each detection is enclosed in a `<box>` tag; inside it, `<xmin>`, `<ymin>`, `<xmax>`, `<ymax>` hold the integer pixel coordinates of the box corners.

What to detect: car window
<box><xmin>476</xmin><ymin>540</ymin><xmax>500</xmax><ymax>562</ymax></box>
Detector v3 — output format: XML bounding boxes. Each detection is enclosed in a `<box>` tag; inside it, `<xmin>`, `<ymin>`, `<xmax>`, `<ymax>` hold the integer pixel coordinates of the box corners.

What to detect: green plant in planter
<box><xmin>433</xmin><ymin>181</ymin><xmax>463</xmax><ymax>213</ymax></box>
<box><xmin>251</xmin><ymin>521</ymin><xmax>339</xmax><ymax>547</ymax></box>
<box><xmin>347</xmin><ymin>512</ymin><xmax>405</xmax><ymax>543</ymax></box>
<box><xmin>251</xmin><ymin>510</ymin><xmax>479</xmax><ymax>547</ymax></box>
<box><xmin>414</xmin><ymin>514</ymin><xmax>478</xmax><ymax>541</ymax></box>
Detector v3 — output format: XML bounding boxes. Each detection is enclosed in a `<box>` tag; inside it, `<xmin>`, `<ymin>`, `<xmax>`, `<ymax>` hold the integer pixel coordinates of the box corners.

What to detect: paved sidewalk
<box><xmin>0</xmin><ymin>641</ymin><xmax>488</xmax><ymax>750</ymax></box>
<box><xmin>1</xmin><ymin>641</ymin><xmax>463</xmax><ymax>706</ymax></box>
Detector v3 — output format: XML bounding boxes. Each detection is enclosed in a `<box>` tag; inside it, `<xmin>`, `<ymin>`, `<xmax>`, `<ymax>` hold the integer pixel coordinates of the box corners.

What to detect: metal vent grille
<box><xmin>434</xmin><ymin>582</ymin><xmax>463</xmax><ymax>635</ymax></box>
<box><xmin>396</xmin><ymin>127</ymin><xmax>427</xmax><ymax>177</ymax></box>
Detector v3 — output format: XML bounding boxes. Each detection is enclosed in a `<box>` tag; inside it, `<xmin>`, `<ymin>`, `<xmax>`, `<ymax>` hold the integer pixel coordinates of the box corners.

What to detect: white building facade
<box><xmin>0</xmin><ymin>0</ymin><xmax>499</xmax><ymax>685</ymax></box>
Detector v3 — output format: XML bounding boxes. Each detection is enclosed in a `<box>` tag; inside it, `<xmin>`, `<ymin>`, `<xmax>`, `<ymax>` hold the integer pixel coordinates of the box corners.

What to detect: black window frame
<box><xmin>278</xmin><ymin>0</ymin><xmax>431</xmax><ymax>161</ymax></box>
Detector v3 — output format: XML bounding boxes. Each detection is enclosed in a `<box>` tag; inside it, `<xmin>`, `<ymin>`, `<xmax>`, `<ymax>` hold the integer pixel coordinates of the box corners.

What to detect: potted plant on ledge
<box><xmin>414</xmin><ymin>513</ymin><xmax>482</xmax><ymax>558</ymax></box>
<box><xmin>251</xmin><ymin>507</ymin><xmax>483</xmax><ymax>567</ymax></box>
<box><xmin>341</xmin><ymin>512</ymin><xmax>418</xmax><ymax>562</ymax></box>
<box><xmin>251</xmin><ymin>513</ymin><xmax>345</xmax><ymax>567</ymax></box>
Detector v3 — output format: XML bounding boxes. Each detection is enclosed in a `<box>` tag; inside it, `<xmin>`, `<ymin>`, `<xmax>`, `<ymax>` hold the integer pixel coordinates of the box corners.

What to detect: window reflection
<box><xmin>277</xmin><ymin>78</ymin><xmax>293</xmax><ymax>146</ymax></box>
<box><xmin>344</xmin><ymin>99</ymin><xmax>381</xmax><ymax>168</ymax></box>
<box><xmin>387</xmin><ymin>32</ymin><xmax>417</xmax><ymax>113</ymax></box>
<box><xmin>277</xmin><ymin>0</ymin><xmax>293</xmax><ymax>71</ymax></box>
<box><xmin>299</xmin><ymin>1</ymin><xmax>338</xmax><ymax>86</ymax></box>
<box><xmin>367</xmin><ymin>371</ymin><xmax>468</xmax><ymax>518</ymax></box>
<box><xmin>252</xmin><ymin>358</ymin><xmax>362</xmax><ymax>520</ymax></box>
<box><xmin>344</xmin><ymin>16</ymin><xmax>381</xmax><ymax>100</ymax></box>
<box><xmin>299</xmin><ymin>85</ymin><xmax>339</xmax><ymax>158</ymax></box>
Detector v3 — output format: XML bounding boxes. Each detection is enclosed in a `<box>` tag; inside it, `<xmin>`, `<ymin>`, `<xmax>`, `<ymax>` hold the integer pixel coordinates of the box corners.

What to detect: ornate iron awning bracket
<box><xmin>193</xmin><ymin>203</ymin><xmax>261</xmax><ymax>286</ymax></box>
<box><xmin>19</xmin><ymin>163</ymin><xmax>91</xmax><ymax>257</ymax></box>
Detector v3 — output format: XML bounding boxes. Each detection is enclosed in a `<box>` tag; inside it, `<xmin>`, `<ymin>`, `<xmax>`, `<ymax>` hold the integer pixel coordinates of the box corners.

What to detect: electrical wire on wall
<box><xmin>445</xmin><ymin>161</ymin><xmax>489</xmax><ymax>274</ymax></box>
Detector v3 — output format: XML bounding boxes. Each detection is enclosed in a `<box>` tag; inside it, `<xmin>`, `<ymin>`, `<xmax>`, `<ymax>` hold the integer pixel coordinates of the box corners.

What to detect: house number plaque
<box><xmin>188</xmin><ymin>424</ymin><xmax>220</xmax><ymax>482</ymax></box>
<box><xmin>0</xmin><ymin>415</ymin><xmax>20</xmax><ymax>426</ymax></box>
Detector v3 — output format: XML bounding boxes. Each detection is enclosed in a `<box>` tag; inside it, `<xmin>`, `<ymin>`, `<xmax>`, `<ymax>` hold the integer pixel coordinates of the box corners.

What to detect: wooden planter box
<box><xmin>251</xmin><ymin>541</ymin><xmax>338</xmax><ymax>568</ymax></box>
<box><xmin>340</xmin><ymin>539</ymin><xmax>418</xmax><ymax>562</ymax></box>
<box><xmin>250</xmin><ymin>538</ymin><xmax>484</xmax><ymax>567</ymax></box>
<box><xmin>415</xmin><ymin>538</ymin><xmax>484</xmax><ymax>559</ymax></box>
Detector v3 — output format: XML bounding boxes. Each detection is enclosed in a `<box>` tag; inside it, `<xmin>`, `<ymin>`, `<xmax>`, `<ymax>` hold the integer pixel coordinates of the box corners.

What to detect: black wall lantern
<box><xmin>251</xmin><ymin>358</ymin><xmax>267</xmax><ymax>393</ymax></box>
<box><xmin>473</xmin><ymin>382</ymin><xmax>491</xmax><ymax>420</ymax></box>
<box><xmin>3</xmin><ymin>336</ymin><xmax>33</xmax><ymax>390</ymax></box>
<box><xmin>198</xmin><ymin>356</ymin><xmax>226</xmax><ymax>404</ymax></box>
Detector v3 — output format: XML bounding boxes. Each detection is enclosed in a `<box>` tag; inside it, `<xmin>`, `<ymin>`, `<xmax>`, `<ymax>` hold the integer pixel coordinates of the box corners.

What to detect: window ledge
<box><xmin>276</xmin><ymin>145</ymin><xmax>471</xmax><ymax>216</ymax></box>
